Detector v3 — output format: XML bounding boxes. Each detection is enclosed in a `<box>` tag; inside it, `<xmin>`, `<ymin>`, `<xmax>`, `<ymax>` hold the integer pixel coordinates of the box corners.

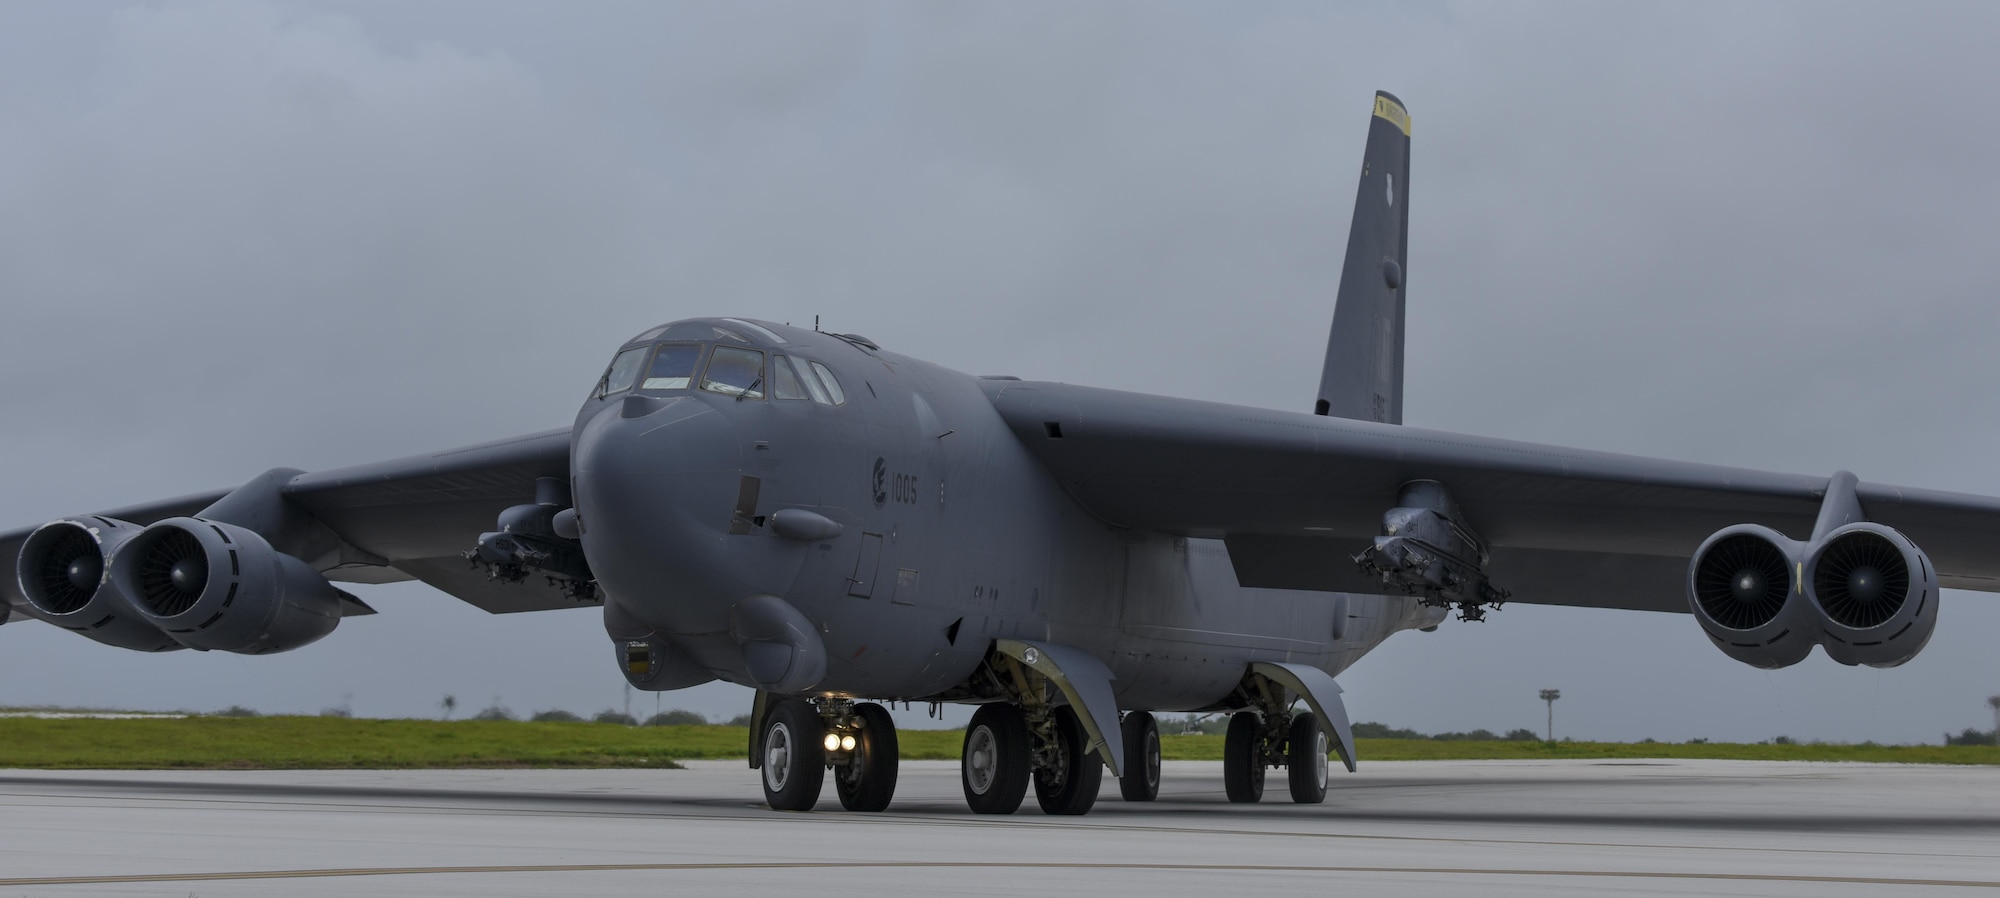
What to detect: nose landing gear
<box><xmin>755</xmin><ymin>696</ymin><xmax>900</xmax><ymax>812</ymax></box>
<box><xmin>760</xmin><ymin>698</ymin><xmax>825</xmax><ymax>811</ymax></box>
<box><xmin>832</xmin><ymin>701</ymin><xmax>898</xmax><ymax>812</ymax></box>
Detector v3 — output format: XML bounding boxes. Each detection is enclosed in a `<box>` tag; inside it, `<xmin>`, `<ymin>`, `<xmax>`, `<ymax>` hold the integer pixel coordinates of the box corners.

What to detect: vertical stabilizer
<box><xmin>1314</xmin><ymin>91</ymin><xmax>1411</xmax><ymax>424</ymax></box>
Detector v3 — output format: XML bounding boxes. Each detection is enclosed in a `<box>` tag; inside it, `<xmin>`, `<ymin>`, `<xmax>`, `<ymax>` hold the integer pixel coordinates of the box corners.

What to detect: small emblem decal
<box><xmin>871</xmin><ymin>457</ymin><xmax>888</xmax><ymax>506</ymax></box>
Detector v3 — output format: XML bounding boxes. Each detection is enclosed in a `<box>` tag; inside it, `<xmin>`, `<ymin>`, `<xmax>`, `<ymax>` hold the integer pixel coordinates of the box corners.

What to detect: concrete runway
<box><xmin>2</xmin><ymin>759</ymin><xmax>1997</xmax><ymax>896</ymax></box>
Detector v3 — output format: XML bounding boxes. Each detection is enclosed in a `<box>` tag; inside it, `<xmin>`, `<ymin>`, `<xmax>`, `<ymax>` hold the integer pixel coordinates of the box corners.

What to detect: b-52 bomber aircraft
<box><xmin>6</xmin><ymin>91</ymin><xmax>1999</xmax><ymax>816</ymax></box>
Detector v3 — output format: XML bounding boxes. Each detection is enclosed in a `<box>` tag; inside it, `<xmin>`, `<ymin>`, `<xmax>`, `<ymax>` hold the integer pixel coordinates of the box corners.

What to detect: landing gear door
<box><xmin>1250</xmin><ymin>661</ymin><xmax>1357</xmax><ymax>773</ymax></box>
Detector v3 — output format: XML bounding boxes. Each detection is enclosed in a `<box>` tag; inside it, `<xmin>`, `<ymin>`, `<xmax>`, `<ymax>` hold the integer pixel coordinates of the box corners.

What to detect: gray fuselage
<box><xmin>571</xmin><ymin>318</ymin><xmax>1440</xmax><ymax>710</ymax></box>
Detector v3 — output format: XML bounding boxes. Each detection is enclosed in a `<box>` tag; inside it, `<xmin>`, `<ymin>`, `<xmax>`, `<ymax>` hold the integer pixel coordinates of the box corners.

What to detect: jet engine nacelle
<box><xmin>15</xmin><ymin>517</ymin><xmax>182</xmax><ymax>652</ymax></box>
<box><xmin>1804</xmin><ymin>523</ymin><xmax>1938</xmax><ymax>668</ymax></box>
<box><xmin>1686</xmin><ymin>524</ymin><xmax>1816</xmax><ymax>669</ymax></box>
<box><xmin>108</xmin><ymin>517</ymin><xmax>341</xmax><ymax>654</ymax></box>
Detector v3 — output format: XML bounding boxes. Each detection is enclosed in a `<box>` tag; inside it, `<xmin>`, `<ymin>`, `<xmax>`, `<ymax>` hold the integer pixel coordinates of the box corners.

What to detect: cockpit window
<box><xmin>600</xmin><ymin>346</ymin><xmax>649</xmax><ymax>397</ymax></box>
<box><xmin>702</xmin><ymin>345</ymin><xmax>766</xmax><ymax>399</ymax></box>
<box><xmin>771</xmin><ymin>355</ymin><xmax>809</xmax><ymax>400</ymax></box>
<box><xmin>793</xmin><ymin>358</ymin><xmax>833</xmax><ymax>404</ymax></box>
<box><xmin>641</xmin><ymin>343</ymin><xmax>705</xmax><ymax>390</ymax></box>
<box><xmin>808</xmin><ymin>361</ymin><xmax>847</xmax><ymax>405</ymax></box>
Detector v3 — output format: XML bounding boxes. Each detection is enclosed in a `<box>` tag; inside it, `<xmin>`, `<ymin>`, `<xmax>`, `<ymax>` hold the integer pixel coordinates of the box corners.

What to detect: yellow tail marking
<box><xmin>1373</xmin><ymin>96</ymin><xmax>1411</xmax><ymax>136</ymax></box>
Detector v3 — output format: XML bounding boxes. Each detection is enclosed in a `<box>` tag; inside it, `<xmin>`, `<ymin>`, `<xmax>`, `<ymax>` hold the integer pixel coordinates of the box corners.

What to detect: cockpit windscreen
<box><xmin>702</xmin><ymin>346</ymin><xmax>766</xmax><ymax>399</ymax></box>
<box><xmin>642</xmin><ymin>344</ymin><xmax>705</xmax><ymax>390</ymax></box>
<box><xmin>601</xmin><ymin>346</ymin><xmax>648</xmax><ymax>396</ymax></box>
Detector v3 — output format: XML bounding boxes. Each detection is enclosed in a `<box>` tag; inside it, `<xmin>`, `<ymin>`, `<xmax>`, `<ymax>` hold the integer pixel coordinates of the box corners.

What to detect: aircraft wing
<box><xmin>984</xmin><ymin>381</ymin><xmax>2000</xmax><ymax>612</ymax></box>
<box><xmin>2</xmin><ymin>427</ymin><xmax>580</xmax><ymax>618</ymax></box>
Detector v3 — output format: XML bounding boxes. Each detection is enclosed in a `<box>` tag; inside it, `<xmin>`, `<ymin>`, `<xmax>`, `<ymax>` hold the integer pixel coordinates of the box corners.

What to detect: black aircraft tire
<box><xmin>962</xmin><ymin>703</ymin><xmax>1031</xmax><ymax>815</ymax></box>
<box><xmin>1286</xmin><ymin>711</ymin><xmax>1329</xmax><ymax>805</ymax></box>
<box><xmin>834</xmin><ymin>702</ymin><xmax>899</xmax><ymax>812</ymax></box>
<box><xmin>1223</xmin><ymin>711</ymin><xmax>1265</xmax><ymax>803</ymax></box>
<box><xmin>761</xmin><ymin>699</ymin><xmax>825</xmax><ymax>811</ymax></box>
<box><xmin>1118</xmin><ymin>711</ymin><xmax>1161</xmax><ymax>802</ymax></box>
<box><xmin>1034</xmin><ymin>706</ymin><xmax>1104</xmax><ymax>816</ymax></box>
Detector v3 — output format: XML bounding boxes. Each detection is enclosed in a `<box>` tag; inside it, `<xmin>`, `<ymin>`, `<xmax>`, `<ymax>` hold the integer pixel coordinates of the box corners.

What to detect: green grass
<box><xmin>1169</xmin><ymin>735</ymin><xmax>2000</xmax><ymax>765</ymax></box>
<box><xmin>0</xmin><ymin>717</ymin><xmax>707</xmax><ymax>769</ymax></box>
<box><xmin>0</xmin><ymin>717</ymin><xmax>1994</xmax><ymax>769</ymax></box>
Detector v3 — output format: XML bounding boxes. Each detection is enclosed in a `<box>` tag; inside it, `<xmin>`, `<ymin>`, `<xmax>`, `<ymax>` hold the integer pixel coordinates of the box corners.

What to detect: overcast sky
<box><xmin>4</xmin><ymin>1</ymin><xmax>2000</xmax><ymax>744</ymax></box>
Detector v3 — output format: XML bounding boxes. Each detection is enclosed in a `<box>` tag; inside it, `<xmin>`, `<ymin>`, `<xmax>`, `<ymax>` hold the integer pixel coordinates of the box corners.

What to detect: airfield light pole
<box><xmin>1989</xmin><ymin>695</ymin><xmax>2000</xmax><ymax>747</ymax></box>
<box><xmin>1540</xmin><ymin>689</ymin><xmax>1562</xmax><ymax>742</ymax></box>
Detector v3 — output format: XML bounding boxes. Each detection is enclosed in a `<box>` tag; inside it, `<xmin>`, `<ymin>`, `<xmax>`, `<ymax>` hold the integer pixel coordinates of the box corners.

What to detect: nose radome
<box><xmin>573</xmin><ymin>395</ymin><xmax>737</xmax><ymax>477</ymax></box>
<box><xmin>571</xmin><ymin>394</ymin><xmax>749</xmax><ymax>626</ymax></box>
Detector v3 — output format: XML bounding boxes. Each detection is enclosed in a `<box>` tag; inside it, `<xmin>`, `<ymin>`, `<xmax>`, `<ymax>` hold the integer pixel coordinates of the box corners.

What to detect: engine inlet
<box><xmin>1811</xmin><ymin>529</ymin><xmax>1911</xmax><ymax>629</ymax></box>
<box><xmin>1691</xmin><ymin>533</ymin><xmax>1792</xmax><ymax>630</ymax></box>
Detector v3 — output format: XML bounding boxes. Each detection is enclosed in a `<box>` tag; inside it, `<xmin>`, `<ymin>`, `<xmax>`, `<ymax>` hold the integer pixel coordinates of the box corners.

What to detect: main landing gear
<box><xmin>958</xmin><ymin>701</ymin><xmax>1105</xmax><ymax>815</ymax></box>
<box><xmin>1221</xmin><ymin>676</ymin><xmax>1331</xmax><ymax>805</ymax></box>
<box><xmin>1118</xmin><ymin>711</ymin><xmax>1162</xmax><ymax>802</ymax></box>
<box><xmin>961</xmin><ymin>703</ymin><xmax>1029</xmax><ymax>814</ymax></box>
<box><xmin>757</xmin><ymin>696</ymin><xmax>900</xmax><ymax>812</ymax></box>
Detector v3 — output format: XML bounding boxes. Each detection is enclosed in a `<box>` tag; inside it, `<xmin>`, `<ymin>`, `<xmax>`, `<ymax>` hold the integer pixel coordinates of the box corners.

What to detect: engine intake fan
<box><xmin>1804</xmin><ymin>523</ymin><xmax>1937</xmax><ymax>668</ymax></box>
<box><xmin>1686</xmin><ymin>525</ymin><xmax>1814</xmax><ymax>669</ymax></box>
<box><xmin>15</xmin><ymin>518</ymin><xmax>181</xmax><ymax>652</ymax></box>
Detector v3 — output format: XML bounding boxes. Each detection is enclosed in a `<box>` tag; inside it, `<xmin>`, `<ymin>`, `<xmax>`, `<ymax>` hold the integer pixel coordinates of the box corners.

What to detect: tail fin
<box><xmin>1314</xmin><ymin>91</ymin><xmax>1411</xmax><ymax>424</ymax></box>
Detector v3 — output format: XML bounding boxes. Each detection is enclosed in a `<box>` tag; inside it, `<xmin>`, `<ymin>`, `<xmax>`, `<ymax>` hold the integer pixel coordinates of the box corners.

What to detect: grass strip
<box><xmin>0</xmin><ymin>718</ymin><xmax>1994</xmax><ymax>769</ymax></box>
<box><xmin>1166</xmin><ymin>735</ymin><xmax>2000</xmax><ymax>764</ymax></box>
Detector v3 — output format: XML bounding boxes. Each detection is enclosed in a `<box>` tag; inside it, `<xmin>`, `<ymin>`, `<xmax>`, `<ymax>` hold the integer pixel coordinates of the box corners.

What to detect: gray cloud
<box><xmin>3</xmin><ymin>0</ymin><xmax>1998</xmax><ymax>741</ymax></box>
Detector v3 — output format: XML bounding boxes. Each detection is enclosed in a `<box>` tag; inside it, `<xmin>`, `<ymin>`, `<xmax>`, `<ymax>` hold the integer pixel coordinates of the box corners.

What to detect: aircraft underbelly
<box><xmin>1062</xmin><ymin>535</ymin><xmax>1424</xmax><ymax>711</ymax></box>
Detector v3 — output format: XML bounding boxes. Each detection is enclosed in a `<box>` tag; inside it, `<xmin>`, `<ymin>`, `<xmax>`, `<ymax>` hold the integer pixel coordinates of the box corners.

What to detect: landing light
<box><xmin>823</xmin><ymin>733</ymin><xmax>841</xmax><ymax>751</ymax></box>
<box><xmin>841</xmin><ymin>734</ymin><xmax>857</xmax><ymax>752</ymax></box>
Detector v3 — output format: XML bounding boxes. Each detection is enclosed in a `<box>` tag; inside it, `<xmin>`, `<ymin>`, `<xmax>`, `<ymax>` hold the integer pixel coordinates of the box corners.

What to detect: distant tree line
<box><xmin>1944</xmin><ymin>727</ymin><xmax>1997</xmax><ymax>746</ymax></box>
<box><xmin>1351</xmin><ymin>721</ymin><xmax>1543</xmax><ymax>742</ymax></box>
<box><xmin>1164</xmin><ymin>715</ymin><xmax>1539</xmax><ymax>741</ymax></box>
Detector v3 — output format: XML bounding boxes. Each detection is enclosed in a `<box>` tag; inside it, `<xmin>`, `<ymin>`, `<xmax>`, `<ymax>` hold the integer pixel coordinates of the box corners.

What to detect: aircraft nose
<box><xmin>572</xmin><ymin>394</ymin><xmax>747</xmax><ymax>616</ymax></box>
<box><xmin>573</xmin><ymin>394</ymin><xmax>738</xmax><ymax>479</ymax></box>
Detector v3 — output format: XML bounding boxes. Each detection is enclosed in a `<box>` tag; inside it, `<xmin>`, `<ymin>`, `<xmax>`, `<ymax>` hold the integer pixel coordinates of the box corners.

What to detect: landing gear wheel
<box><xmin>962</xmin><ymin>703</ymin><xmax>1030</xmax><ymax>814</ymax></box>
<box><xmin>1034</xmin><ymin>705</ymin><xmax>1104</xmax><ymax>815</ymax></box>
<box><xmin>1223</xmin><ymin>710</ymin><xmax>1265</xmax><ymax>803</ymax></box>
<box><xmin>1118</xmin><ymin>711</ymin><xmax>1161</xmax><ymax>802</ymax></box>
<box><xmin>761</xmin><ymin>698</ymin><xmax>825</xmax><ymax>811</ymax></box>
<box><xmin>834</xmin><ymin>702</ymin><xmax>899</xmax><ymax>812</ymax></box>
<box><xmin>1286</xmin><ymin>711</ymin><xmax>1328</xmax><ymax>804</ymax></box>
